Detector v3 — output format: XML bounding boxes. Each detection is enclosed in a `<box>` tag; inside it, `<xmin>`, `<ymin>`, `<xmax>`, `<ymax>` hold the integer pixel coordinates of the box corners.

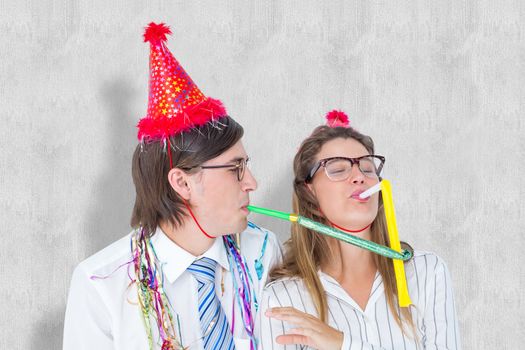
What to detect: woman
<box><xmin>256</xmin><ymin>111</ymin><xmax>460</xmax><ymax>349</ymax></box>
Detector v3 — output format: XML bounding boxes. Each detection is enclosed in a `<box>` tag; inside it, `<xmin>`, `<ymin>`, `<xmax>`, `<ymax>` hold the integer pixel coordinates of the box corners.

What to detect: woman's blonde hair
<box><xmin>270</xmin><ymin>124</ymin><xmax>414</xmax><ymax>334</ymax></box>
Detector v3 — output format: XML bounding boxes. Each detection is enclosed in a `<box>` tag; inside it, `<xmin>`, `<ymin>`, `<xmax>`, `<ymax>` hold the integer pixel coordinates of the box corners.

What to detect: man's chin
<box><xmin>215</xmin><ymin>218</ymin><xmax>248</xmax><ymax>237</ymax></box>
<box><xmin>234</xmin><ymin>217</ymin><xmax>248</xmax><ymax>233</ymax></box>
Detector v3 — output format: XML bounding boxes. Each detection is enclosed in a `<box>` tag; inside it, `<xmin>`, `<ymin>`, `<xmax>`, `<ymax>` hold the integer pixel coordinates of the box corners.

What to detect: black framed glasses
<box><xmin>183</xmin><ymin>157</ymin><xmax>250</xmax><ymax>182</ymax></box>
<box><xmin>305</xmin><ymin>155</ymin><xmax>385</xmax><ymax>183</ymax></box>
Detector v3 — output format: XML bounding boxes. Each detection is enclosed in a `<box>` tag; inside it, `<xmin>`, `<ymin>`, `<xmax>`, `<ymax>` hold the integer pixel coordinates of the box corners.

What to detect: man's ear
<box><xmin>168</xmin><ymin>168</ymin><xmax>191</xmax><ymax>200</ymax></box>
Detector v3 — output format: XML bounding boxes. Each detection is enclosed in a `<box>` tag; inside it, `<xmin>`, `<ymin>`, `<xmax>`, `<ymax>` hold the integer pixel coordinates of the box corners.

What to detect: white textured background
<box><xmin>1</xmin><ymin>1</ymin><xmax>523</xmax><ymax>349</ymax></box>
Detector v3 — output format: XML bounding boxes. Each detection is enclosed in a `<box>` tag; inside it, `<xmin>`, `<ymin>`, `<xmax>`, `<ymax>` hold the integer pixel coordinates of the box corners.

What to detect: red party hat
<box><xmin>137</xmin><ymin>22</ymin><xmax>227</xmax><ymax>141</ymax></box>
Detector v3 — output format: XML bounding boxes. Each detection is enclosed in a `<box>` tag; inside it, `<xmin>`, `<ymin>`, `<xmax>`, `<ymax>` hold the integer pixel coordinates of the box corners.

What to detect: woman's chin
<box><xmin>341</xmin><ymin>207</ymin><xmax>377</xmax><ymax>221</ymax></box>
<box><xmin>334</xmin><ymin>215</ymin><xmax>375</xmax><ymax>230</ymax></box>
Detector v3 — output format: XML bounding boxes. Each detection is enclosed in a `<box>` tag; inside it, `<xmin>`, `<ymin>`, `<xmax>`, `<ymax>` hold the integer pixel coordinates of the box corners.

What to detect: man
<box><xmin>63</xmin><ymin>22</ymin><xmax>281</xmax><ymax>350</ymax></box>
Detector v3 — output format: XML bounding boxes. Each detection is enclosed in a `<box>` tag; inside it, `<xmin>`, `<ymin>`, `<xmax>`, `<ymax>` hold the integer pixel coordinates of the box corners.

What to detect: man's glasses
<box><xmin>183</xmin><ymin>157</ymin><xmax>250</xmax><ymax>182</ymax></box>
<box><xmin>305</xmin><ymin>155</ymin><xmax>385</xmax><ymax>183</ymax></box>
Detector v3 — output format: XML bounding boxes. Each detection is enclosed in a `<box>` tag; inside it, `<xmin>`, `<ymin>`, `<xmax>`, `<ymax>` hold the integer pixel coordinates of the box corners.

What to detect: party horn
<box><xmin>378</xmin><ymin>179</ymin><xmax>412</xmax><ymax>307</ymax></box>
<box><xmin>246</xmin><ymin>205</ymin><xmax>412</xmax><ymax>261</ymax></box>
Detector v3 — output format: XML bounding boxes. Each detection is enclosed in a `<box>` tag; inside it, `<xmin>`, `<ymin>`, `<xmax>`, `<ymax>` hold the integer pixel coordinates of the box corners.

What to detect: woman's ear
<box><xmin>168</xmin><ymin>168</ymin><xmax>191</xmax><ymax>200</ymax></box>
<box><xmin>305</xmin><ymin>182</ymin><xmax>316</xmax><ymax>196</ymax></box>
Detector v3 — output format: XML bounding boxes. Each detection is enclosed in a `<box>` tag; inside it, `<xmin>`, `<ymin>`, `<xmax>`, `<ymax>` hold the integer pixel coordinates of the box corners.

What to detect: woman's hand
<box><xmin>265</xmin><ymin>307</ymin><xmax>344</xmax><ymax>350</ymax></box>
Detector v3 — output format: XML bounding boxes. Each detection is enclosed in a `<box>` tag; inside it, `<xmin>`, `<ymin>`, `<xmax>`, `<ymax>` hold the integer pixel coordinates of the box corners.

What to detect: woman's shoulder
<box><xmin>411</xmin><ymin>250</ymin><xmax>447</xmax><ymax>266</ymax></box>
<box><xmin>262</xmin><ymin>276</ymin><xmax>311</xmax><ymax>308</ymax></box>
<box><xmin>264</xmin><ymin>276</ymin><xmax>305</xmax><ymax>292</ymax></box>
<box><xmin>263</xmin><ymin>276</ymin><xmax>307</xmax><ymax>299</ymax></box>
<box><xmin>408</xmin><ymin>250</ymin><xmax>451</xmax><ymax>280</ymax></box>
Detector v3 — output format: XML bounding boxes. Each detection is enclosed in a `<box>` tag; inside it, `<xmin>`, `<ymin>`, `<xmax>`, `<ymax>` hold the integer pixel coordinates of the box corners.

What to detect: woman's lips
<box><xmin>350</xmin><ymin>190</ymin><xmax>369</xmax><ymax>202</ymax></box>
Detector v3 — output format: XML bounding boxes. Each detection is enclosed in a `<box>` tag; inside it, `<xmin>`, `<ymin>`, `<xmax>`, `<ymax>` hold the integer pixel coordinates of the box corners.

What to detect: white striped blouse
<box><xmin>256</xmin><ymin>251</ymin><xmax>461</xmax><ymax>350</ymax></box>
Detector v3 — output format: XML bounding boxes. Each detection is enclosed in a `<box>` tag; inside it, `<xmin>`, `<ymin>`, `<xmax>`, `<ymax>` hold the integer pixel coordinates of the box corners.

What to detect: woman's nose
<box><xmin>348</xmin><ymin>164</ymin><xmax>365</xmax><ymax>184</ymax></box>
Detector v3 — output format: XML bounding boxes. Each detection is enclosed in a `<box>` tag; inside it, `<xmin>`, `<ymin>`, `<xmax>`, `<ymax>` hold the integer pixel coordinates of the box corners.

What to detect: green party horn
<box><xmin>247</xmin><ymin>205</ymin><xmax>412</xmax><ymax>261</ymax></box>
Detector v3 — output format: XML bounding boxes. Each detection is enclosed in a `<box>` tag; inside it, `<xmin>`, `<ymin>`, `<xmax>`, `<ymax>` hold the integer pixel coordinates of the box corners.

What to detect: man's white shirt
<box><xmin>64</xmin><ymin>223</ymin><xmax>281</xmax><ymax>350</ymax></box>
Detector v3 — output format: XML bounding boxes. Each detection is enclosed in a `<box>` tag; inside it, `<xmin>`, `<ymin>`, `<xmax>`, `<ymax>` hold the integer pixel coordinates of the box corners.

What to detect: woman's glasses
<box><xmin>305</xmin><ymin>155</ymin><xmax>385</xmax><ymax>183</ymax></box>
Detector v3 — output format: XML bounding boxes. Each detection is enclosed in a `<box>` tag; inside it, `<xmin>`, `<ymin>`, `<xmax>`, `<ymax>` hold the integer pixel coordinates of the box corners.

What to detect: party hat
<box><xmin>137</xmin><ymin>22</ymin><xmax>227</xmax><ymax>141</ymax></box>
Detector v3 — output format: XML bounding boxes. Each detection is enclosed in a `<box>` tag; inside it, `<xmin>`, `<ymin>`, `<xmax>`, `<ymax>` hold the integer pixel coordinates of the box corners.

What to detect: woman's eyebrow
<box><xmin>226</xmin><ymin>155</ymin><xmax>248</xmax><ymax>163</ymax></box>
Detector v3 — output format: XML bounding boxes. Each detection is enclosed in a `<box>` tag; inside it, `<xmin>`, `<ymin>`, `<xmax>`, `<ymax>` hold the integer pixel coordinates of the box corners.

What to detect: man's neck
<box><xmin>159</xmin><ymin>219</ymin><xmax>216</xmax><ymax>257</ymax></box>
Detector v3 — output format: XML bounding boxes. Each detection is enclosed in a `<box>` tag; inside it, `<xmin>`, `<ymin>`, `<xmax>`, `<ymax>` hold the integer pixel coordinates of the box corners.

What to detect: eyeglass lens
<box><xmin>324</xmin><ymin>157</ymin><xmax>380</xmax><ymax>181</ymax></box>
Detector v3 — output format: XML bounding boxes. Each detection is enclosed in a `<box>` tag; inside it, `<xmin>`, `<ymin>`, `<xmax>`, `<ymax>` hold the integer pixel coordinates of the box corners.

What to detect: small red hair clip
<box><xmin>325</xmin><ymin>110</ymin><xmax>350</xmax><ymax>128</ymax></box>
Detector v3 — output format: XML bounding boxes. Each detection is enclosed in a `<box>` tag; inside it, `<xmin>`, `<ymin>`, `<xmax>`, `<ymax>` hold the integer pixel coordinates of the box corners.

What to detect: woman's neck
<box><xmin>322</xmin><ymin>227</ymin><xmax>376</xmax><ymax>282</ymax></box>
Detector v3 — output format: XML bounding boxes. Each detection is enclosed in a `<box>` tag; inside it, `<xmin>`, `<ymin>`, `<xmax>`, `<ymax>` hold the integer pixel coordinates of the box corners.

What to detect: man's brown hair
<box><xmin>130</xmin><ymin>116</ymin><xmax>244</xmax><ymax>237</ymax></box>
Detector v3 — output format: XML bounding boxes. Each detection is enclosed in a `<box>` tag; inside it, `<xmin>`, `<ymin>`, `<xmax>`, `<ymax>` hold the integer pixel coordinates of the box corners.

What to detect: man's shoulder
<box><xmin>66</xmin><ymin>231</ymin><xmax>138</xmax><ymax>328</ymax></box>
<box><xmin>75</xmin><ymin>231</ymin><xmax>134</xmax><ymax>278</ymax></box>
<box><xmin>242</xmin><ymin>221</ymin><xmax>279</xmax><ymax>241</ymax></box>
<box><xmin>239</xmin><ymin>222</ymin><xmax>281</xmax><ymax>255</ymax></box>
<box><xmin>236</xmin><ymin>222</ymin><xmax>283</xmax><ymax>284</ymax></box>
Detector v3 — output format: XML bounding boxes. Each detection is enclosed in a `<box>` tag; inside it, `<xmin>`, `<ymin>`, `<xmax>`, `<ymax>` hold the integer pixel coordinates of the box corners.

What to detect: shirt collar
<box><xmin>150</xmin><ymin>227</ymin><xmax>231</xmax><ymax>284</ymax></box>
<box><xmin>319</xmin><ymin>270</ymin><xmax>384</xmax><ymax>313</ymax></box>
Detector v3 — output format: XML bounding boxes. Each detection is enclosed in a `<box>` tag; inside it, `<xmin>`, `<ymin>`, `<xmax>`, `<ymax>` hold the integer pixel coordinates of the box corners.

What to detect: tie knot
<box><xmin>188</xmin><ymin>257</ymin><xmax>217</xmax><ymax>285</ymax></box>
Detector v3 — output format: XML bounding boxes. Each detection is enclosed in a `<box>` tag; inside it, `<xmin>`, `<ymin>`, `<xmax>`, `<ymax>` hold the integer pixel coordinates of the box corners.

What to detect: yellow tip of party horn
<box><xmin>380</xmin><ymin>179</ymin><xmax>412</xmax><ymax>307</ymax></box>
